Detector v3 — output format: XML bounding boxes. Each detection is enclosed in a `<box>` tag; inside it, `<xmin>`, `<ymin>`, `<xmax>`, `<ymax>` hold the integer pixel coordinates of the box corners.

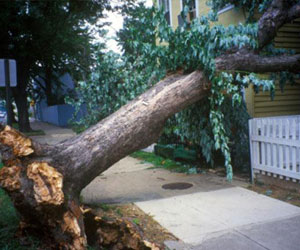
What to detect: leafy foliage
<box><xmin>207</xmin><ymin>0</ymin><xmax>273</xmax><ymax>20</ymax></box>
<box><xmin>0</xmin><ymin>0</ymin><xmax>117</xmax><ymax>130</ymax></box>
<box><xmin>150</xmin><ymin>3</ymin><xmax>260</xmax><ymax>178</ymax></box>
<box><xmin>66</xmin><ymin>48</ymin><xmax>162</xmax><ymax>129</ymax></box>
<box><xmin>68</xmin><ymin>1</ymin><xmax>294</xmax><ymax>179</ymax></box>
<box><xmin>0</xmin><ymin>0</ymin><xmax>113</xmax><ymax>76</ymax></box>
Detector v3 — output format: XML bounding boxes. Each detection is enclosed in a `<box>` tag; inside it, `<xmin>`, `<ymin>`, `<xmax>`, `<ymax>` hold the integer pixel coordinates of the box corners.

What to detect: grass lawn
<box><xmin>0</xmin><ymin>188</ymin><xmax>22</xmax><ymax>249</ymax></box>
<box><xmin>0</xmin><ymin>188</ymin><xmax>41</xmax><ymax>249</ymax></box>
<box><xmin>71</xmin><ymin>125</ymin><xmax>86</xmax><ymax>134</ymax></box>
<box><xmin>131</xmin><ymin>150</ymin><xmax>197</xmax><ymax>173</ymax></box>
<box><xmin>0</xmin><ymin>161</ymin><xmax>40</xmax><ymax>249</ymax></box>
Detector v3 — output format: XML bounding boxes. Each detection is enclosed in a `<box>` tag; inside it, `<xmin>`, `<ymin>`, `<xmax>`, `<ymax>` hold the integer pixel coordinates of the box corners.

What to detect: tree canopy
<box><xmin>69</xmin><ymin>0</ymin><xmax>300</xmax><ymax>179</ymax></box>
<box><xmin>0</xmin><ymin>0</ymin><xmax>113</xmax><ymax>131</ymax></box>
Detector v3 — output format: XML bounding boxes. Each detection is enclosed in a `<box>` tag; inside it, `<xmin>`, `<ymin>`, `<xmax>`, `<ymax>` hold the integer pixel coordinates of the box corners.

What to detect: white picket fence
<box><xmin>249</xmin><ymin>115</ymin><xmax>300</xmax><ymax>183</ymax></box>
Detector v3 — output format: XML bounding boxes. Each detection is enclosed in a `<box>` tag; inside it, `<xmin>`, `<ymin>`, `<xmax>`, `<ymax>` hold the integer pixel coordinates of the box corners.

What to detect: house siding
<box><xmin>250</xmin><ymin>18</ymin><xmax>300</xmax><ymax>117</ymax></box>
<box><xmin>158</xmin><ymin>1</ymin><xmax>300</xmax><ymax>118</ymax></box>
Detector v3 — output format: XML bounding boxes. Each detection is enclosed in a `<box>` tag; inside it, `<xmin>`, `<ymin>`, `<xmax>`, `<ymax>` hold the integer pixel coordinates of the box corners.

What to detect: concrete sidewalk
<box><xmin>137</xmin><ymin>187</ymin><xmax>300</xmax><ymax>250</ymax></box>
<box><xmin>30</xmin><ymin>121</ymin><xmax>76</xmax><ymax>144</ymax></box>
<box><xmin>82</xmin><ymin>157</ymin><xmax>300</xmax><ymax>250</ymax></box>
<box><xmin>81</xmin><ymin>158</ymin><xmax>243</xmax><ymax>204</ymax></box>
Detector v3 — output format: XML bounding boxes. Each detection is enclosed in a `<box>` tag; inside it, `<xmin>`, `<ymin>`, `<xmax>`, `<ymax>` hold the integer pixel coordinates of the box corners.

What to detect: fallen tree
<box><xmin>1</xmin><ymin>0</ymin><xmax>300</xmax><ymax>249</ymax></box>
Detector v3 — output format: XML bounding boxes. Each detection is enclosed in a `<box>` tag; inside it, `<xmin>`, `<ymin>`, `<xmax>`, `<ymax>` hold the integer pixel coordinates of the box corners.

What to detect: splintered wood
<box><xmin>84</xmin><ymin>211</ymin><xmax>160</xmax><ymax>250</ymax></box>
<box><xmin>27</xmin><ymin>162</ymin><xmax>64</xmax><ymax>205</ymax></box>
<box><xmin>0</xmin><ymin>125</ymin><xmax>34</xmax><ymax>157</ymax></box>
<box><xmin>0</xmin><ymin>165</ymin><xmax>21</xmax><ymax>191</ymax></box>
<box><xmin>62</xmin><ymin>211</ymin><xmax>87</xmax><ymax>250</ymax></box>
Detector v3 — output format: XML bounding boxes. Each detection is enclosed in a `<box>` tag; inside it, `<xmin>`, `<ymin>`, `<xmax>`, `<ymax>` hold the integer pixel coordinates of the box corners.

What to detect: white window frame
<box><xmin>157</xmin><ymin>0</ymin><xmax>173</xmax><ymax>26</ymax></box>
<box><xmin>217</xmin><ymin>4</ymin><xmax>234</xmax><ymax>15</ymax></box>
<box><xmin>180</xmin><ymin>0</ymin><xmax>199</xmax><ymax>18</ymax></box>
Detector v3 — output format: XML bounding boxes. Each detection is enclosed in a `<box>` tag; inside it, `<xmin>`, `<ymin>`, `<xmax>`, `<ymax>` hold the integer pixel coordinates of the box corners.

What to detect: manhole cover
<box><xmin>162</xmin><ymin>182</ymin><xmax>193</xmax><ymax>190</ymax></box>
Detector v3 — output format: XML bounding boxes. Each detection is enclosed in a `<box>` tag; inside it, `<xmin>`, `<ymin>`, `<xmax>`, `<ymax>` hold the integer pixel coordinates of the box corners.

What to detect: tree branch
<box><xmin>216</xmin><ymin>51</ymin><xmax>300</xmax><ymax>73</ymax></box>
<box><xmin>53</xmin><ymin>71</ymin><xmax>210</xmax><ymax>193</ymax></box>
<box><xmin>257</xmin><ymin>0</ymin><xmax>300</xmax><ymax>49</ymax></box>
<box><xmin>288</xmin><ymin>2</ymin><xmax>300</xmax><ymax>20</ymax></box>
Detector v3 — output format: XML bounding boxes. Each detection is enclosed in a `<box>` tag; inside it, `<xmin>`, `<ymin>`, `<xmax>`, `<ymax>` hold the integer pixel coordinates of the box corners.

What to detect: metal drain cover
<box><xmin>162</xmin><ymin>182</ymin><xmax>193</xmax><ymax>190</ymax></box>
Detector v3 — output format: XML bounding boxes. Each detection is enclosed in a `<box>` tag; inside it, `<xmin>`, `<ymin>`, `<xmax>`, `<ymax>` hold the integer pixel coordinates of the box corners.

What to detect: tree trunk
<box><xmin>13</xmin><ymin>91</ymin><xmax>31</xmax><ymax>132</ymax></box>
<box><xmin>45</xmin><ymin>66</ymin><xmax>55</xmax><ymax>106</ymax></box>
<box><xmin>1</xmin><ymin>1</ymin><xmax>300</xmax><ymax>247</ymax></box>
<box><xmin>0</xmin><ymin>71</ymin><xmax>209</xmax><ymax>249</ymax></box>
<box><xmin>12</xmin><ymin>61</ymin><xmax>31</xmax><ymax>132</ymax></box>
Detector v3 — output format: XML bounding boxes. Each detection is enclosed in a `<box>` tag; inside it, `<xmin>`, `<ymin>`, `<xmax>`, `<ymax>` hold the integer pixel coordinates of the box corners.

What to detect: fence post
<box><xmin>248</xmin><ymin>118</ymin><xmax>254</xmax><ymax>184</ymax></box>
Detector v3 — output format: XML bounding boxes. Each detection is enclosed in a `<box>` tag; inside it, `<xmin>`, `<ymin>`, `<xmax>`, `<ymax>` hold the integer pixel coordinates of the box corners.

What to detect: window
<box><xmin>182</xmin><ymin>0</ymin><xmax>197</xmax><ymax>22</ymax></box>
<box><xmin>158</xmin><ymin>0</ymin><xmax>171</xmax><ymax>25</ymax></box>
<box><xmin>178</xmin><ymin>0</ymin><xmax>198</xmax><ymax>26</ymax></box>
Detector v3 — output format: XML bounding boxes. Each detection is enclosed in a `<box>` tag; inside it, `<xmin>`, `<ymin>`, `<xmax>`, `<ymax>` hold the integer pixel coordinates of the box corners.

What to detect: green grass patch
<box><xmin>0</xmin><ymin>188</ymin><xmax>25</xmax><ymax>249</ymax></box>
<box><xmin>11</xmin><ymin>123</ymin><xmax>19</xmax><ymax>130</ymax></box>
<box><xmin>116</xmin><ymin>208</ymin><xmax>123</xmax><ymax>217</ymax></box>
<box><xmin>99</xmin><ymin>203</ymin><xmax>112</xmax><ymax>212</ymax></box>
<box><xmin>71</xmin><ymin>125</ymin><xmax>86</xmax><ymax>134</ymax></box>
<box><xmin>131</xmin><ymin>151</ymin><xmax>196</xmax><ymax>173</ymax></box>
<box><xmin>23</xmin><ymin>130</ymin><xmax>45</xmax><ymax>136</ymax></box>
<box><xmin>132</xmin><ymin>218</ymin><xmax>140</xmax><ymax>225</ymax></box>
<box><xmin>0</xmin><ymin>161</ymin><xmax>39</xmax><ymax>250</ymax></box>
<box><xmin>0</xmin><ymin>183</ymin><xmax>40</xmax><ymax>249</ymax></box>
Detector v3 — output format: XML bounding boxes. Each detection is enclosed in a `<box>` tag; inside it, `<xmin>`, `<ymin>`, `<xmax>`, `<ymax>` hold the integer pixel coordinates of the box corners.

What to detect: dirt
<box><xmin>248</xmin><ymin>183</ymin><xmax>300</xmax><ymax>207</ymax></box>
<box><xmin>92</xmin><ymin>203</ymin><xmax>177</xmax><ymax>247</ymax></box>
<box><xmin>211</xmin><ymin>166</ymin><xmax>300</xmax><ymax>207</ymax></box>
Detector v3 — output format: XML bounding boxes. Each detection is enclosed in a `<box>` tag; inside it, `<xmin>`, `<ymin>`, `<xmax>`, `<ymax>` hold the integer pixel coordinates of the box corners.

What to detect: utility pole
<box><xmin>4</xmin><ymin>59</ymin><xmax>13</xmax><ymax>126</ymax></box>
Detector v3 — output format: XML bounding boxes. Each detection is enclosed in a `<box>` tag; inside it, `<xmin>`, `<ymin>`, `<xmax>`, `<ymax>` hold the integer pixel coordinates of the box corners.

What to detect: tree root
<box><xmin>83</xmin><ymin>209</ymin><xmax>161</xmax><ymax>250</ymax></box>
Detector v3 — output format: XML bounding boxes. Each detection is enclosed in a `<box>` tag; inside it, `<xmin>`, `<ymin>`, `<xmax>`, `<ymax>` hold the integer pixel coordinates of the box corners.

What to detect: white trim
<box><xmin>169</xmin><ymin>0</ymin><xmax>173</xmax><ymax>26</ymax></box>
<box><xmin>195</xmin><ymin>0</ymin><xmax>199</xmax><ymax>17</ymax></box>
<box><xmin>217</xmin><ymin>4</ymin><xmax>234</xmax><ymax>15</ymax></box>
<box><xmin>157</xmin><ymin>0</ymin><xmax>172</xmax><ymax>26</ymax></box>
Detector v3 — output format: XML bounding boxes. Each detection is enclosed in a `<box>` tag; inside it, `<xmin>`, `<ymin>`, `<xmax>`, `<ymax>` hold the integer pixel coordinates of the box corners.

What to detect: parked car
<box><xmin>0</xmin><ymin>106</ymin><xmax>7</xmax><ymax>124</ymax></box>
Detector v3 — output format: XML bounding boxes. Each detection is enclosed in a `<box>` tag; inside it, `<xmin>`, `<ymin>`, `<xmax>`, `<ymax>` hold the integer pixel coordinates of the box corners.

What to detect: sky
<box><xmin>105</xmin><ymin>0</ymin><xmax>153</xmax><ymax>53</ymax></box>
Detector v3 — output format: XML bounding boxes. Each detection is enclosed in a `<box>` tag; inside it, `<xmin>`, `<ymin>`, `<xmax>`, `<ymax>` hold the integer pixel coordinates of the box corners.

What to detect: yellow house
<box><xmin>155</xmin><ymin>0</ymin><xmax>300</xmax><ymax>118</ymax></box>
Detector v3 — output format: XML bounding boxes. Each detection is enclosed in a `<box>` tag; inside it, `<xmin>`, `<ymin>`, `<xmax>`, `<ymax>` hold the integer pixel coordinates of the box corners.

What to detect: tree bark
<box><xmin>257</xmin><ymin>0</ymin><xmax>300</xmax><ymax>48</ymax></box>
<box><xmin>45</xmin><ymin>66</ymin><xmax>54</xmax><ymax>106</ymax></box>
<box><xmin>12</xmin><ymin>61</ymin><xmax>31</xmax><ymax>132</ymax></box>
<box><xmin>0</xmin><ymin>71</ymin><xmax>209</xmax><ymax>249</ymax></box>
<box><xmin>215</xmin><ymin>50</ymin><xmax>300</xmax><ymax>73</ymax></box>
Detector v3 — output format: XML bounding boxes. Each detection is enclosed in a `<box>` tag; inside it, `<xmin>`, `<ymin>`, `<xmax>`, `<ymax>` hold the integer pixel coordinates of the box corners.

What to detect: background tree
<box><xmin>0</xmin><ymin>0</ymin><xmax>112</xmax><ymax>132</ymax></box>
<box><xmin>1</xmin><ymin>0</ymin><xmax>300</xmax><ymax>249</ymax></box>
<box><xmin>67</xmin><ymin>3</ymin><xmax>163</xmax><ymax>131</ymax></box>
